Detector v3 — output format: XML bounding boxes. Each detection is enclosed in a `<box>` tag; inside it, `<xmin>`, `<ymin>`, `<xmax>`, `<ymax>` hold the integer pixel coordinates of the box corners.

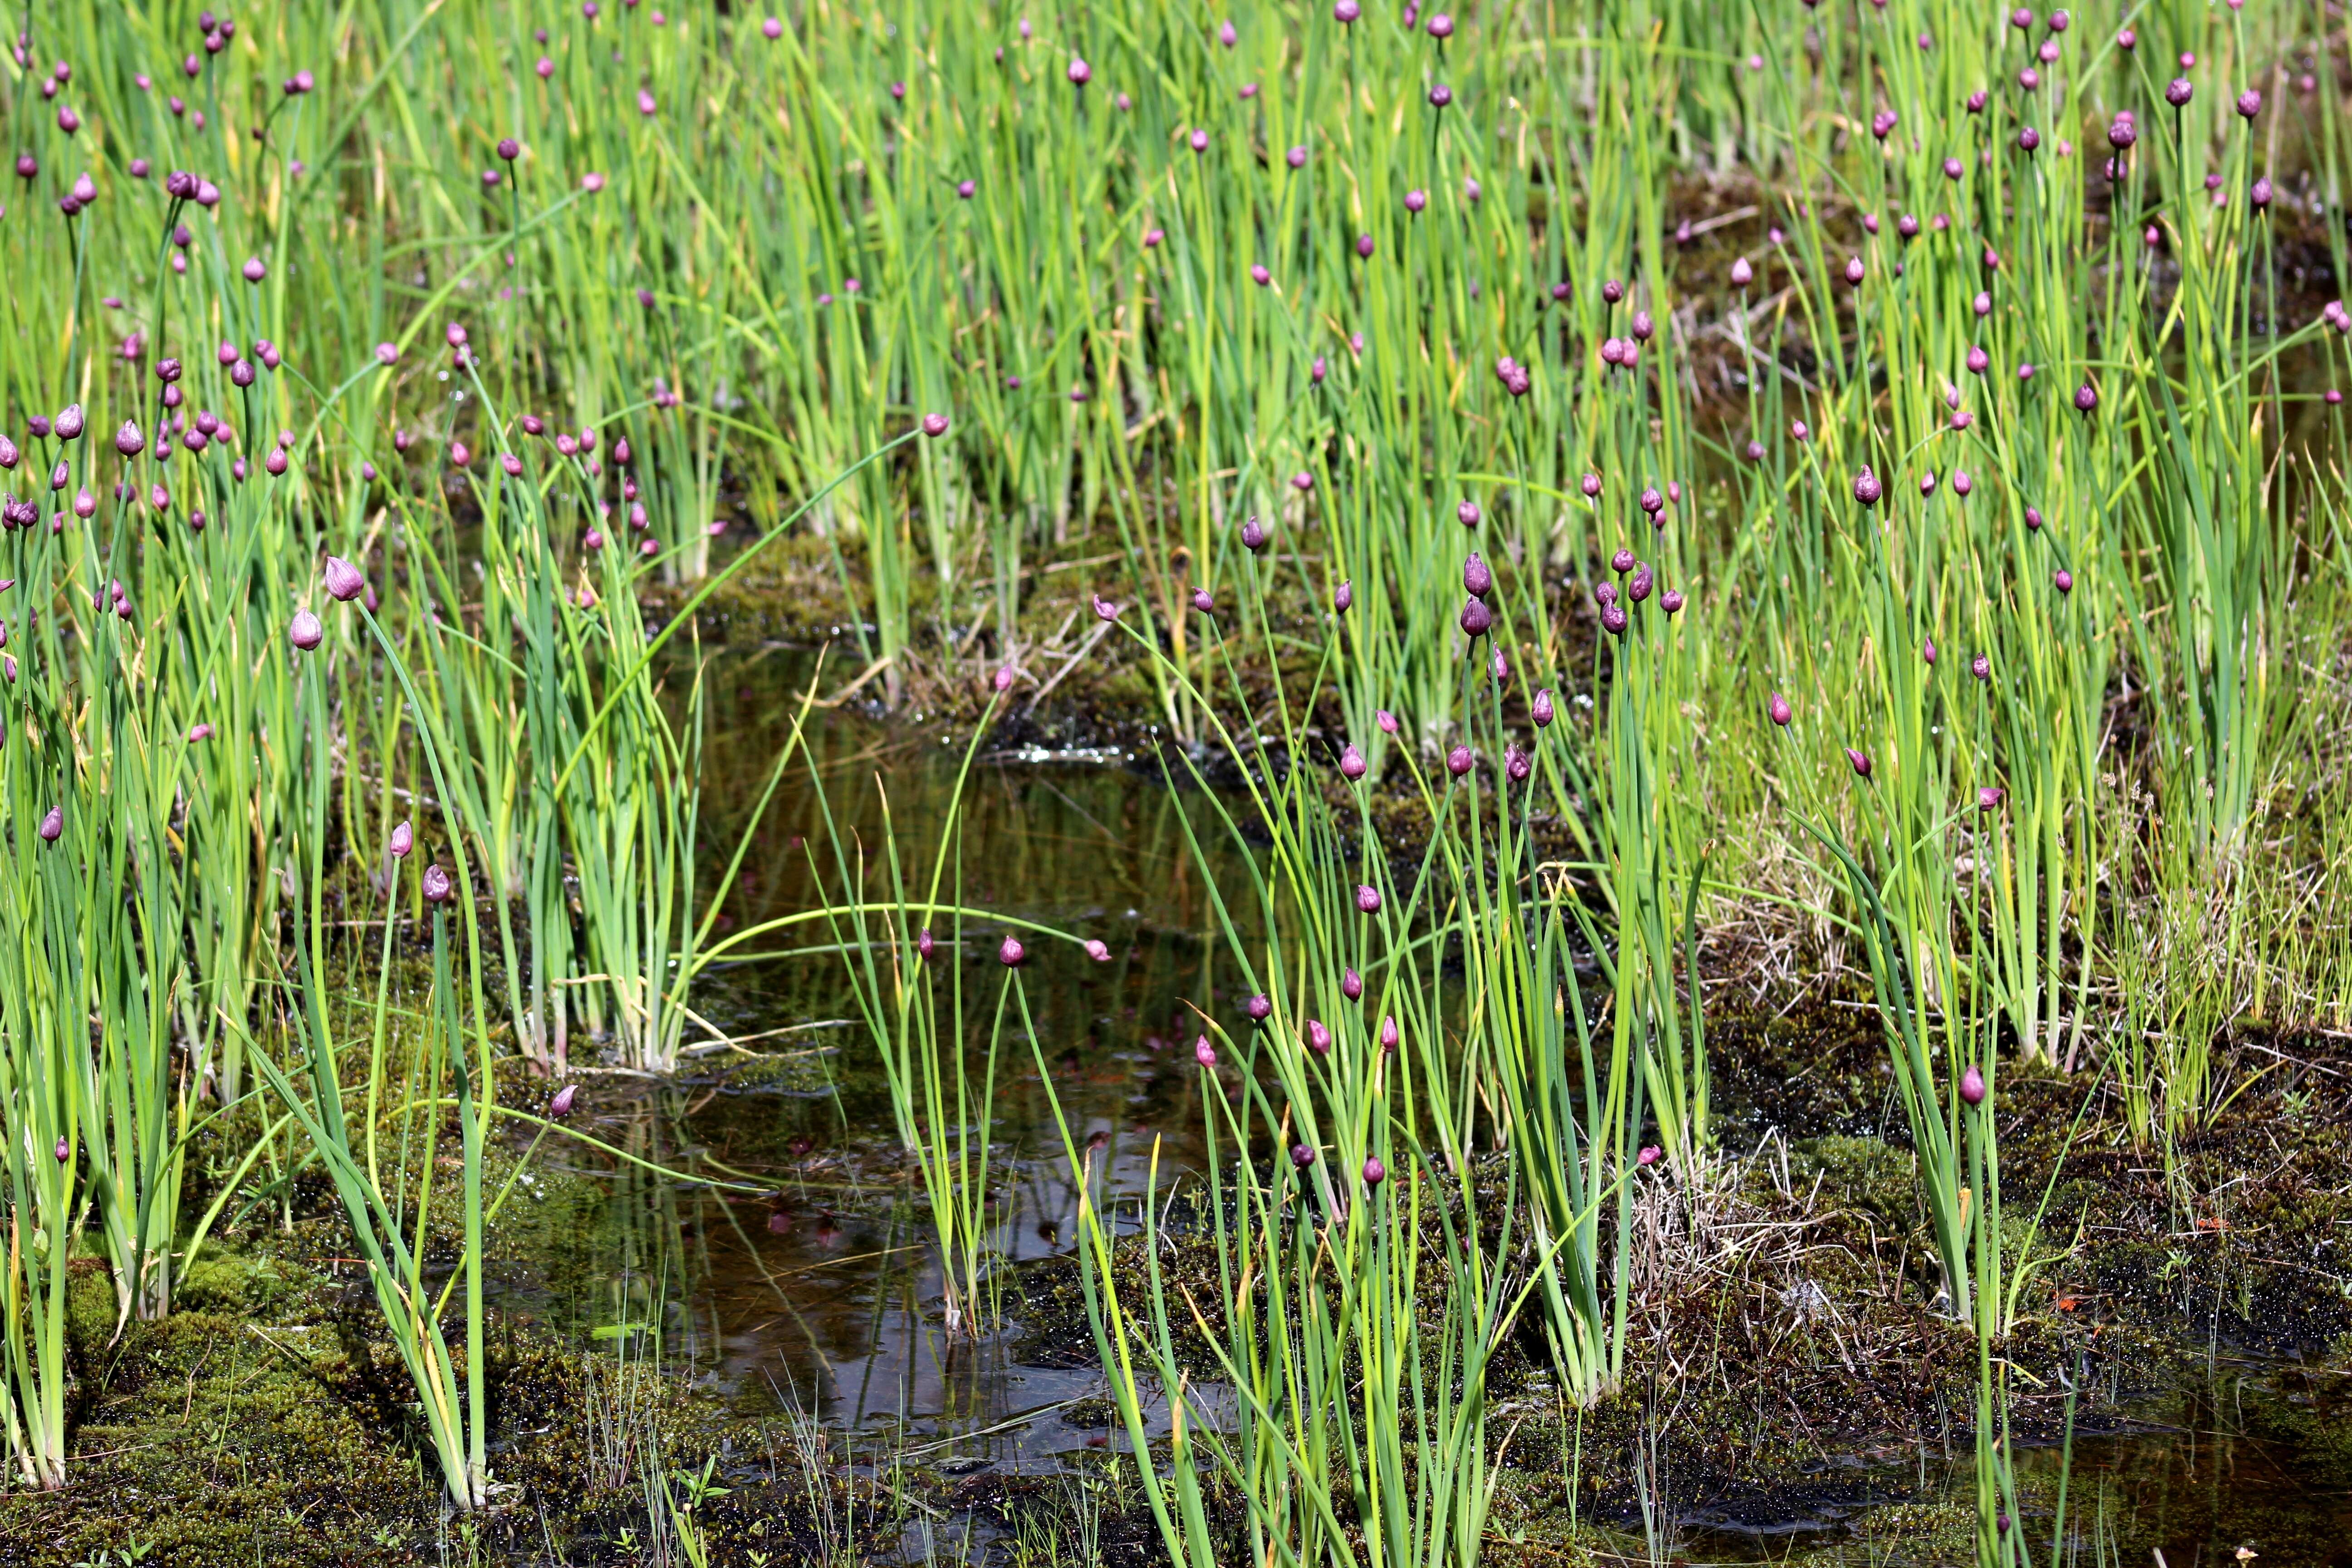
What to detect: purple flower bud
<box><xmin>1342</xmin><ymin>967</ymin><xmax>1363</xmax><ymax>1000</ymax></box>
<box><xmin>2053</xmin><ymin>568</ymin><xmax>2073</xmax><ymax>593</ymax></box>
<box><xmin>1459</xmin><ymin>597</ymin><xmax>1492</xmax><ymax>639</ymax></box>
<box><xmin>54</xmin><ymin>1136</ymin><xmax>69</xmax><ymax>1165</ymax></box>
<box><xmin>0</xmin><ymin>437</ymin><xmax>14</xmax><ymax>469</ymax></box>
<box><xmin>422</xmin><ymin>864</ymin><xmax>456</xmax><ymax>904</ymax></box>
<box><xmin>1505</xmin><ymin>744</ymin><xmax>1531</xmax><ymax>783</ymax></box>
<box><xmin>2073</xmin><ymin>383</ymin><xmax>2098</xmax><ymax>414</ymax></box>
<box><xmin>998</xmin><ymin>934</ymin><xmax>1026</xmax><ymax>967</ymax></box>
<box><xmin>993</xmin><ymin>666</ymin><xmax>1015</xmax><ymax>693</ymax></box>
<box><xmin>1973</xmin><ymin>290</ymin><xmax>1992</xmax><ymax>317</ymax></box>
<box><xmin>549</xmin><ymin>1084</ymin><xmax>578</xmax><ymax>1117</ymax></box>
<box><xmin>1921</xmin><ymin>470</ymin><xmax>1938</xmax><ymax>497</ymax></box>
<box><xmin>1953</xmin><ymin>470</ymin><xmax>1972</xmax><ymax>496</ymax></box>
<box><xmin>1084</xmin><ymin>939</ymin><xmax>1112</xmax><ymax>963</ymax></box>
<box><xmin>1067</xmin><ymin>57</ymin><xmax>1090</xmax><ymax>86</ymax></box>
<box><xmin>1362</xmin><ymin>1156</ymin><xmax>1386</xmax><ymax>1187</ymax></box>
<box><xmin>390</xmin><ymin>821</ymin><xmax>415</xmax><ymax>858</ymax></box>
<box><xmin>1637</xmin><ymin>1145</ymin><xmax>1661</xmax><ymax>1167</ymax></box>
<box><xmin>1845</xmin><ymin>747</ymin><xmax>1874</xmax><ymax>779</ymax></box>
<box><xmin>39</xmin><ymin>806</ymin><xmax>63</xmax><ymax>843</ymax></box>
<box><xmin>1463</xmin><ymin>552</ymin><xmax>1491</xmax><ymax>599</ymax></box>
<box><xmin>1853</xmin><ymin>468</ymin><xmax>1882</xmax><ymax>506</ymax></box>
<box><xmin>1601</xmin><ymin>603</ymin><xmax>1628</xmax><ymax>636</ymax></box>
<box><xmin>2108</xmin><ymin>117</ymin><xmax>2136</xmax><ymax>149</ymax></box>
<box><xmin>289</xmin><ymin>608</ymin><xmax>323</xmax><ymax>650</ymax></box>
<box><xmin>1380</xmin><ymin>1015</ymin><xmax>1399</xmax><ymax>1050</ymax></box>
<box><xmin>1627</xmin><ymin>566</ymin><xmax>1653</xmax><ymax>603</ymax></box>
<box><xmin>1357</xmin><ymin>884</ymin><xmax>1383</xmax><ymax>916</ymax></box>
<box><xmin>2236</xmin><ymin>88</ymin><xmax>2261</xmax><ymax>119</ymax></box>
<box><xmin>916</xmin><ymin>928</ymin><xmax>936</xmax><ymax>961</ymax></box>
<box><xmin>1334</xmin><ymin>0</ymin><xmax>1360</xmax><ymax>20</ymax></box>
<box><xmin>1340</xmin><ymin>744</ymin><xmax>1367</xmax><ymax>780</ymax></box>
<box><xmin>1970</xmin><ymin>654</ymin><xmax>1991</xmax><ymax>681</ymax></box>
<box><xmin>1960</xmin><ymin>1064</ymin><xmax>1987</xmax><ymax>1105</ymax></box>
<box><xmin>1842</xmin><ymin>255</ymin><xmax>1865</xmax><ymax>286</ymax></box>
<box><xmin>188</xmin><ymin>723</ymin><xmax>214</xmax><ymax>742</ymax></box>
<box><xmin>72</xmin><ymin>488</ymin><xmax>93</xmax><ymax>518</ymax></box>
<box><xmin>1660</xmin><ymin>588</ymin><xmax>1685</xmax><ymax>615</ymax></box>
<box><xmin>2165</xmin><ymin>77</ymin><xmax>2193</xmax><ymax>108</ymax></box>
<box><xmin>1356</xmin><ymin>233</ymin><xmax>1375</xmax><ymax>259</ymax></box>
<box><xmin>1456</xmin><ymin>499</ymin><xmax>1480</xmax><ymax>528</ymax></box>
<box><xmin>1195</xmin><ymin>1035</ymin><xmax>1218</xmax><ymax>1068</ymax></box>
<box><xmin>324</xmin><ymin>556</ymin><xmax>366</xmax><ymax>602</ymax></box>
<box><xmin>1191</xmin><ymin>586</ymin><xmax>1215</xmax><ymax>614</ymax></box>
<box><xmin>2024</xmin><ymin>506</ymin><xmax>2043</xmax><ymax>530</ymax></box>
<box><xmin>1305</xmin><ymin>1019</ymin><xmax>1333</xmax><ymax>1054</ymax></box>
<box><xmin>918</xmin><ymin>412</ymin><xmax>951</xmax><ymax>439</ymax></box>
<box><xmin>1092</xmin><ymin>594</ymin><xmax>1120</xmax><ymax>622</ymax></box>
<box><xmin>2252</xmin><ymin>176</ymin><xmax>2272</xmax><ymax>210</ymax></box>
<box><xmin>1427</xmin><ymin>83</ymin><xmax>1451</xmax><ymax>108</ymax></box>
<box><xmin>1377</xmin><ymin>709</ymin><xmax>1401</xmax><ymax>735</ymax></box>
<box><xmin>638</xmin><ymin>88</ymin><xmax>657</xmax><ymax>116</ymax></box>
<box><xmin>1190</xmin><ymin>128</ymin><xmax>1209</xmax><ymax>153</ymax></box>
<box><xmin>1292</xmin><ymin>1144</ymin><xmax>1317</xmax><ymax>1169</ymax></box>
<box><xmin>1978</xmin><ymin>785</ymin><xmax>2005</xmax><ymax>811</ymax></box>
<box><xmin>115</xmin><ymin>420</ymin><xmax>145</xmax><ymax>456</ymax></box>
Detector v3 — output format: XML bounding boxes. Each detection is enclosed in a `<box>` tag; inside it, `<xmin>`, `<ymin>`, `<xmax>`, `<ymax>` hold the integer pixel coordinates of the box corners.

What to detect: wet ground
<box><xmin>6</xmin><ymin>649</ymin><xmax>2349</xmax><ymax>1566</ymax></box>
<box><xmin>514</xmin><ymin>650</ymin><xmax>2352</xmax><ymax>1564</ymax></box>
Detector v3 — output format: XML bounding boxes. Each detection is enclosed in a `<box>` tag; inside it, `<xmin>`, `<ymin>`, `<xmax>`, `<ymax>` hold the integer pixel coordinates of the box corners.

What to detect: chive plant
<box><xmin>2</xmin><ymin>0</ymin><xmax>2351</xmax><ymax>1540</ymax></box>
<box><xmin>805</xmin><ymin>682</ymin><xmax>1030</xmax><ymax>1339</ymax></box>
<box><xmin>240</xmin><ymin>570</ymin><xmax>502</xmax><ymax>1510</ymax></box>
<box><xmin>1044</xmin><ymin>569</ymin><xmax>1650</xmax><ymax>1568</ymax></box>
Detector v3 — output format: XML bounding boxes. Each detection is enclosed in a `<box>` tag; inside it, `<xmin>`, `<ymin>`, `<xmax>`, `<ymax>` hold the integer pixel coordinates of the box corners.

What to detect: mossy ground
<box><xmin>7</xmin><ymin>779</ymin><xmax>2349</xmax><ymax>1566</ymax></box>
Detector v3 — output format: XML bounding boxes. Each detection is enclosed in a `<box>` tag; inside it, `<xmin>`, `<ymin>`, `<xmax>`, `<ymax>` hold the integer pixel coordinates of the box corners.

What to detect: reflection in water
<box><xmin>564</xmin><ymin>648</ymin><xmax>1248</xmax><ymax>1465</ymax></box>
